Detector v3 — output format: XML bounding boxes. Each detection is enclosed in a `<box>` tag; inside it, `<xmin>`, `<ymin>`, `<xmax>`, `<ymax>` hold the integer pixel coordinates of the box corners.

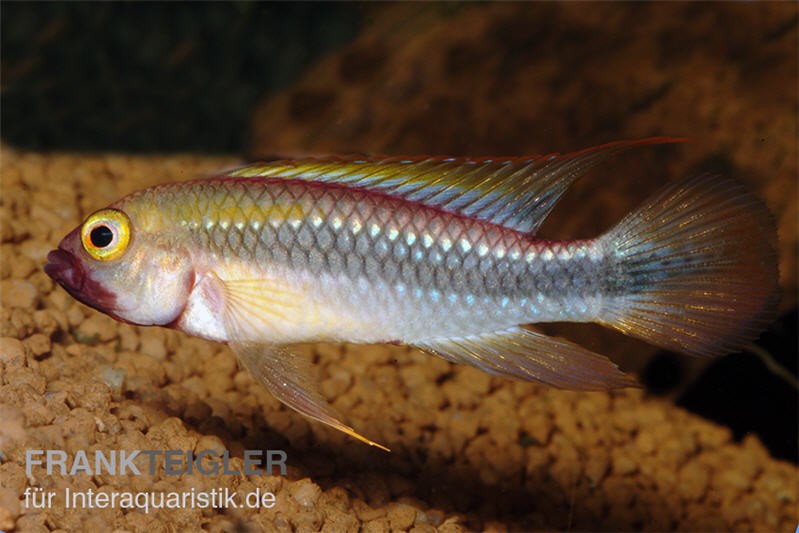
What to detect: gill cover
<box><xmin>81</xmin><ymin>208</ymin><xmax>131</xmax><ymax>261</ymax></box>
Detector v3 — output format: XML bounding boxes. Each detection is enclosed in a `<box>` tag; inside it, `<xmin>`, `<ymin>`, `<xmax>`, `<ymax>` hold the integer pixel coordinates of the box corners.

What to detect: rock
<box><xmin>0</xmin><ymin>279</ymin><xmax>37</xmax><ymax>309</ymax></box>
<box><xmin>0</xmin><ymin>337</ymin><xmax>26</xmax><ymax>369</ymax></box>
<box><xmin>77</xmin><ymin>313</ymin><xmax>119</xmax><ymax>344</ymax></box>
<box><xmin>24</xmin><ymin>333</ymin><xmax>51</xmax><ymax>359</ymax></box>
<box><xmin>139</xmin><ymin>334</ymin><xmax>167</xmax><ymax>360</ymax></box>
<box><xmin>289</xmin><ymin>479</ymin><xmax>322</xmax><ymax>508</ymax></box>
<box><xmin>387</xmin><ymin>503</ymin><xmax>417</xmax><ymax>530</ymax></box>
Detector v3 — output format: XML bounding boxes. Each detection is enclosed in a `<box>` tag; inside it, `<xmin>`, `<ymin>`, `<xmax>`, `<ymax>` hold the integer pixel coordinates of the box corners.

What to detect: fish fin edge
<box><xmin>215</xmin><ymin>274</ymin><xmax>388</xmax><ymax>451</ymax></box>
<box><xmin>598</xmin><ymin>173</ymin><xmax>779</xmax><ymax>357</ymax></box>
<box><xmin>414</xmin><ymin>326</ymin><xmax>638</xmax><ymax>390</ymax></box>
<box><xmin>231</xmin><ymin>342</ymin><xmax>390</xmax><ymax>452</ymax></box>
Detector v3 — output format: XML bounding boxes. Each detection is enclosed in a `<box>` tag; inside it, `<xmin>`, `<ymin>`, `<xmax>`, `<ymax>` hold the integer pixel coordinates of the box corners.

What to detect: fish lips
<box><xmin>45</xmin><ymin>248</ymin><xmax>118</xmax><ymax>315</ymax></box>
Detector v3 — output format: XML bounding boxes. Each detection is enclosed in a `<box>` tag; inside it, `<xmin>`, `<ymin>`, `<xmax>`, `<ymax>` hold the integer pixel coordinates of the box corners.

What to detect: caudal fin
<box><xmin>598</xmin><ymin>174</ymin><xmax>779</xmax><ymax>357</ymax></box>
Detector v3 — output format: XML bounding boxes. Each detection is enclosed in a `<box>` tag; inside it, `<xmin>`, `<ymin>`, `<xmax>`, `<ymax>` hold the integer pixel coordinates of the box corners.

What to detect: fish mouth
<box><xmin>44</xmin><ymin>248</ymin><xmax>118</xmax><ymax>314</ymax></box>
<box><xmin>45</xmin><ymin>249</ymin><xmax>85</xmax><ymax>292</ymax></box>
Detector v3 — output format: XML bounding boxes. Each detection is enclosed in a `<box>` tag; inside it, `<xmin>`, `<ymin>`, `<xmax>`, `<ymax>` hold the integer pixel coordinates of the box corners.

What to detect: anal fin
<box><xmin>415</xmin><ymin>326</ymin><xmax>638</xmax><ymax>390</ymax></box>
<box><xmin>231</xmin><ymin>342</ymin><xmax>390</xmax><ymax>452</ymax></box>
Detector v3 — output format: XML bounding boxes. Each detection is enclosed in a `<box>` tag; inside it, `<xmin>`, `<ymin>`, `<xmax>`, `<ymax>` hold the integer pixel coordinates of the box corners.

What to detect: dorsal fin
<box><xmin>229</xmin><ymin>137</ymin><xmax>686</xmax><ymax>235</ymax></box>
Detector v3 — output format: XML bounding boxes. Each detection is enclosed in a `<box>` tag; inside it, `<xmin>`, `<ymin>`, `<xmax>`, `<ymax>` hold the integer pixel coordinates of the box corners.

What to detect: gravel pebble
<box><xmin>0</xmin><ymin>337</ymin><xmax>26</xmax><ymax>369</ymax></box>
<box><xmin>139</xmin><ymin>334</ymin><xmax>167</xmax><ymax>360</ymax></box>
<box><xmin>1</xmin><ymin>279</ymin><xmax>38</xmax><ymax>309</ymax></box>
<box><xmin>289</xmin><ymin>478</ymin><xmax>322</xmax><ymax>508</ymax></box>
<box><xmin>77</xmin><ymin>313</ymin><xmax>120</xmax><ymax>343</ymax></box>
<box><xmin>387</xmin><ymin>503</ymin><xmax>417</xmax><ymax>530</ymax></box>
<box><xmin>24</xmin><ymin>333</ymin><xmax>52</xmax><ymax>359</ymax></box>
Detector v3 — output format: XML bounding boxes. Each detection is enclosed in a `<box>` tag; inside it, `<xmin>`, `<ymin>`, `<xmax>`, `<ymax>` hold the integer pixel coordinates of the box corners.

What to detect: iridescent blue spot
<box><xmin>374</xmin><ymin>240</ymin><xmax>389</xmax><ymax>257</ymax></box>
<box><xmin>393</xmin><ymin>242</ymin><xmax>408</xmax><ymax>260</ymax></box>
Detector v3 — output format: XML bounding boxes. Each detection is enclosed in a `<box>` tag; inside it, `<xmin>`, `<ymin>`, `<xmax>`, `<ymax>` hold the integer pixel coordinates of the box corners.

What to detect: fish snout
<box><xmin>44</xmin><ymin>247</ymin><xmax>119</xmax><ymax>315</ymax></box>
<box><xmin>44</xmin><ymin>248</ymin><xmax>84</xmax><ymax>291</ymax></box>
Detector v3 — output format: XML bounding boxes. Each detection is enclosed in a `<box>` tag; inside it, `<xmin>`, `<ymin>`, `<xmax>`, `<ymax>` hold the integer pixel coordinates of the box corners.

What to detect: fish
<box><xmin>44</xmin><ymin>138</ymin><xmax>779</xmax><ymax>451</ymax></box>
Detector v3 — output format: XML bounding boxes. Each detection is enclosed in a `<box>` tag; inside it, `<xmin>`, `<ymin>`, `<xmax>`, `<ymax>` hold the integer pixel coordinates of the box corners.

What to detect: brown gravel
<box><xmin>1</xmin><ymin>146</ymin><xmax>797</xmax><ymax>531</ymax></box>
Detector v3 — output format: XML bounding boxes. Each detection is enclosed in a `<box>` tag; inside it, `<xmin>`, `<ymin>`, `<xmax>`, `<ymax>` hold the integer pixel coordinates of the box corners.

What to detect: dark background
<box><xmin>2</xmin><ymin>2</ymin><xmax>796</xmax><ymax>464</ymax></box>
<box><xmin>2</xmin><ymin>2</ymin><xmax>360</xmax><ymax>152</ymax></box>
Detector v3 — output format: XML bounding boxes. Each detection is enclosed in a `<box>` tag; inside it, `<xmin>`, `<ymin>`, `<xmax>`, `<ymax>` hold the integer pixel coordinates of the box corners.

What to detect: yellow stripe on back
<box><xmin>226</xmin><ymin>138</ymin><xmax>686</xmax><ymax>235</ymax></box>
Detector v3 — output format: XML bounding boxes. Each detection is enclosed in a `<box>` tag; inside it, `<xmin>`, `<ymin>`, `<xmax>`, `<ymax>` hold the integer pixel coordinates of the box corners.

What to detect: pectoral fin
<box><xmin>231</xmin><ymin>342</ymin><xmax>390</xmax><ymax>452</ymax></box>
<box><xmin>415</xmin><ymin>326</ymin><xmax>638</xmax><ymax>390</ymax></box>
<box><xmin>213</xmin><ymin>275</ymin><xmax>308</xmax><ymax>342</ymax></box>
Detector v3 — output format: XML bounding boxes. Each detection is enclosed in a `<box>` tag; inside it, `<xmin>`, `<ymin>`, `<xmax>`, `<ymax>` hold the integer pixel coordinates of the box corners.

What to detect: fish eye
<box><xmin>90</xmin><ymin>225</ymin><xmax>114</xmax><ymax>248</ymax></box>
<box><xmin>80</xmin><ymin>208</ymin><xmax>131</xmax><ymax>261</ymax></box>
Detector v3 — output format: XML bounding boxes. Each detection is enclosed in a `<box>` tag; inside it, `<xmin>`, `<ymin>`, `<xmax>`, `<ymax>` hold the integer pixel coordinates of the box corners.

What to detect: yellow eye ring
<box><xmin>80</xmin><ymin>208</ymin><xmax>131</xmax><ymax>261</ymax></box>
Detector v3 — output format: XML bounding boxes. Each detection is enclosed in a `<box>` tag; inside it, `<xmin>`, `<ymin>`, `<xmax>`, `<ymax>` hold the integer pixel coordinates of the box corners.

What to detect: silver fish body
<box><xmin>137</xmin><ymin>179</ymin><xmax>608</xmax><ymax>345</ymax></box>
<box><xmin>45</xmin><ymin>139</ymin><xmax>779</xmax><ymax>449</ymax></box>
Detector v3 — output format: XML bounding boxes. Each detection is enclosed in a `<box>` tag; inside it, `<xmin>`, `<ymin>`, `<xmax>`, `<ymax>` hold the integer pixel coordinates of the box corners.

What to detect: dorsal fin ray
<box><xmin>229</xmin><ymin>137</ymin><xmax>687</xmax><ymax>235</ymax></box>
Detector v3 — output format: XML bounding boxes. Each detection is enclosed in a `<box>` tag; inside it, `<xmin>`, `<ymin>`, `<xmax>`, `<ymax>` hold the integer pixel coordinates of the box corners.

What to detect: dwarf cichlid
<box><xmin>45</xmin><ymin>138</ymin><xmax>778</xmax><ymax>450</ymax></box>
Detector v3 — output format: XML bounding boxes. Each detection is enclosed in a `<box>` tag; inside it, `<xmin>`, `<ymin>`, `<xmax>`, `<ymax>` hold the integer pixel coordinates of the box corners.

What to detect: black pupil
<box><xmin>90</xmin><ymin>226</ymin><xmax>114</xmax><ymax>248</ymax></box>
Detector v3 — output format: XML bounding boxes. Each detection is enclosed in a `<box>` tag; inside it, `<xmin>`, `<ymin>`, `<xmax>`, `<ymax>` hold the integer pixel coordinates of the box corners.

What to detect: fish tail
<box><xmin>597</xmin><ymin>174</ymin><xmax>779</xmax><ymax>357</ymax></box>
